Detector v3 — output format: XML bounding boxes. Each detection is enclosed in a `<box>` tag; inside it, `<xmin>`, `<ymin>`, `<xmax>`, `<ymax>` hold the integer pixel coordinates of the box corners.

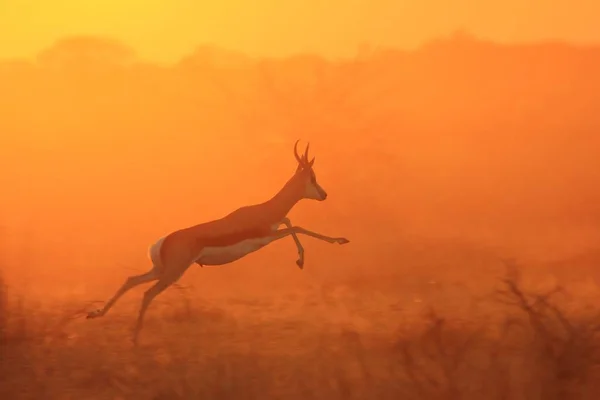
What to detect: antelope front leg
<box><xmin>280</xmin><ymin>218</ymin><xmax>305</xmax><ymax>268</ymax></box>
<box><xmin>292</xmin><ymin>226</ymin><xmax>350</xmax><ymax>245</ymax></box>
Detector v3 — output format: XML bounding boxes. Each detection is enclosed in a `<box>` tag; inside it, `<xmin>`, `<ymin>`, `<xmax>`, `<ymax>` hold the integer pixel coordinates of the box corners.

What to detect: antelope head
<box><xmin>292</xmin><ymin>140</ymin><xmax>328</xmax><ymax>201</ymax></box>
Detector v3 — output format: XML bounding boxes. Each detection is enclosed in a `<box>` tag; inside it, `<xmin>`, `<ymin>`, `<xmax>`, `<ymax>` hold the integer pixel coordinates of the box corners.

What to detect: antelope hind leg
<box><xmin>132</xmin><ymin>264</ymin><xmax>190</xmax><ymax>345</ymax></box>
<box><xmin>87</xmin><ymin>266</ymin><xmax>160</xmax><ymax>319</ymax></box>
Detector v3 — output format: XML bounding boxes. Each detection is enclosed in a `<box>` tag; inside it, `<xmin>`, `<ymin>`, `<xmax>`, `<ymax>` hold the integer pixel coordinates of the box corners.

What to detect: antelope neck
<box><xmin>266</xmin><ymin>176</ymin><xmax>303</xmax><ymax>219</ymax></box>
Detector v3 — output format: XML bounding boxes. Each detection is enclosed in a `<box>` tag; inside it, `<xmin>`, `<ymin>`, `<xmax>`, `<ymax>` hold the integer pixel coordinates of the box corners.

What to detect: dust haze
<box><xmin>2</xmin><ymin>33</ymin><xmax>600</xmax><ymax>398</ymax></box>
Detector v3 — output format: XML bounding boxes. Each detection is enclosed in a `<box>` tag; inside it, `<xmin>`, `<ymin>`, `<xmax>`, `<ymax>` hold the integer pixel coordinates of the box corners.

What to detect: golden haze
<box><xmin>1</xmin><ymin>0</ymin><xmax>600</xmax><ymax>61</ymax></box>
<box><xmin>2</xmin><ymin>14</ymin><xmax>600</xmax><ymax>397</ymax></box>
<box><xmin>0</xmin><ymin>33</ymin><xmax>599</xmax><ymax>288</ymax></box>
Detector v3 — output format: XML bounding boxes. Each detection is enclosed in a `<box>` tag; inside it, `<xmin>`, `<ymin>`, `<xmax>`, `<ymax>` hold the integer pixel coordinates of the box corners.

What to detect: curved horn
<box><xmin>303</xmin><ymin>143</ymin><xmax>310</xmax><ymax>163</ymax></box>
<box><xmin>293</xmin><ymin>140</ymin><xmax>303</xmax><ymax>164</ymax></box>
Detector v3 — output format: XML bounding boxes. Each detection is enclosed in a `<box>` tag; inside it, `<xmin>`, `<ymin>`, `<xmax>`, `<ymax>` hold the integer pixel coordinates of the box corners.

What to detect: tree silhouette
<box><xmin>36</xmin><ymin>36</ymin><xmax>136</xmax><ymax>72</ymax></box>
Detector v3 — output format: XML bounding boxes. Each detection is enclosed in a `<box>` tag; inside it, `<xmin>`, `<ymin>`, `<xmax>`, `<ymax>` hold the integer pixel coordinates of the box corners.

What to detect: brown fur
<box><xmin>156</xmin><ymin>164</ymin><xmax>315</xmax><ymax>271</ymax></box>
<box><xmin>161</xmin><ymin>224</ymin><xmax>273</xmax><ymax>268</ymax></box>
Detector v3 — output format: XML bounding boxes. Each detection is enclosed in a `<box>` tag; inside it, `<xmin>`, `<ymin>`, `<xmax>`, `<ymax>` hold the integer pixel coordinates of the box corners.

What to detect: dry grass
<box><xmin>0</xmin><ymin>273</ymin><xmax>6</xmax><ymax>346</ymax></box>
<box><xmin>2</xmin><ymin>261</ymin><xmax>600</xmax><ymax>400</ymax></box>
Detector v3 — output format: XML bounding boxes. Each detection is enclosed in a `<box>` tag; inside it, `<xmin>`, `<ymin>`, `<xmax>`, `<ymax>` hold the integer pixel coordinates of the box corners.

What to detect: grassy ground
<box><xmin>2</xmin><ymin>262</ymin><xmax>600</xmax><ymax>400</ymax></box>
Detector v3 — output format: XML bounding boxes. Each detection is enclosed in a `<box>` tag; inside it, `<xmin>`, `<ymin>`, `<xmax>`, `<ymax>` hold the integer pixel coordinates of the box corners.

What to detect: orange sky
<box><xmin>1</xmin><ymin>0</ymin><xmax>599</xmax><ymax>62</ymax></box>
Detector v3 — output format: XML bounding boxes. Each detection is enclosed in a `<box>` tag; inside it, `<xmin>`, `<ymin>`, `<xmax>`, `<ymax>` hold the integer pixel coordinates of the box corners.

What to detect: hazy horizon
<box><xmin>2</xmin><ymin>0</ymin><xmax>600</xmax><ymax>62</ymax></box>
<box><xmin>2</xmin><ymin>31</ymin><xmax>600</xmax><ymax>68</ymax></box>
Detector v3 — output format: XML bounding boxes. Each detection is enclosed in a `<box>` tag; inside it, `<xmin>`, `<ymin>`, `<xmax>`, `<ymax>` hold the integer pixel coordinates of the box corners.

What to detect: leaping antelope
<box><xmin>87</xmin><ymin>140</ymin><xmax>350</xmax><ymax>344</ymax></box>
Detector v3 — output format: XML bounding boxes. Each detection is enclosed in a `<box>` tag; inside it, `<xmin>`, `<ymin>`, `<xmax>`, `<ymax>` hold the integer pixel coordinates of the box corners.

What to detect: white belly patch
<box><xmin>196</xmin><ymin>236</ymin><xmax>276</xmax><ymax>266</ymax></box>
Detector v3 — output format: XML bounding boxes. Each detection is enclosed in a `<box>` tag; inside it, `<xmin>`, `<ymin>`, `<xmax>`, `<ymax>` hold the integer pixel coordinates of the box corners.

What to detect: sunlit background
<box><xmin>1</xmin><ymin>0</ymin><xmax>600</xmax><ymax>62</ymax></box>
<box><xmin>0</xmin><ymin>0</ymin><xmax>599</xmax><ymax>287</ymax></box>
<box><xmin>3</xmin><ymin>1</ymin><xmax>600</xmax><ymax>398</ymax></box>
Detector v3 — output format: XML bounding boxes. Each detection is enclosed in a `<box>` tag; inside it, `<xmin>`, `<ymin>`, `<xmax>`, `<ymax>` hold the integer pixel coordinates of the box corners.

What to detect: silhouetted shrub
<box><xmin>0</xmin><ymin>273</ymin><xmax>6</xmax><ymax>345</ymax></box>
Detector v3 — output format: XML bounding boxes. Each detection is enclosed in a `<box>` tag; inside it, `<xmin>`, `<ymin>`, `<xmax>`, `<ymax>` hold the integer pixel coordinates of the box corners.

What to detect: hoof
<box><xmin>296</xmin><ymin>259</ymin><xmax>304</xmax><ymax>269</ymax></box>
<box><xmin>336</xmin><ymin>238</ymin><xmax>350</xmax><ymax>244</ymax></box>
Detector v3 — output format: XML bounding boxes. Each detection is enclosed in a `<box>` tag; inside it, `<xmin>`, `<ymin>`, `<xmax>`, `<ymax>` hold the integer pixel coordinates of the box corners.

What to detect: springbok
<box><xmin>87</xmin><ymin>140</ymin><xmax>350</xmax><ymax>343</ymax></box>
